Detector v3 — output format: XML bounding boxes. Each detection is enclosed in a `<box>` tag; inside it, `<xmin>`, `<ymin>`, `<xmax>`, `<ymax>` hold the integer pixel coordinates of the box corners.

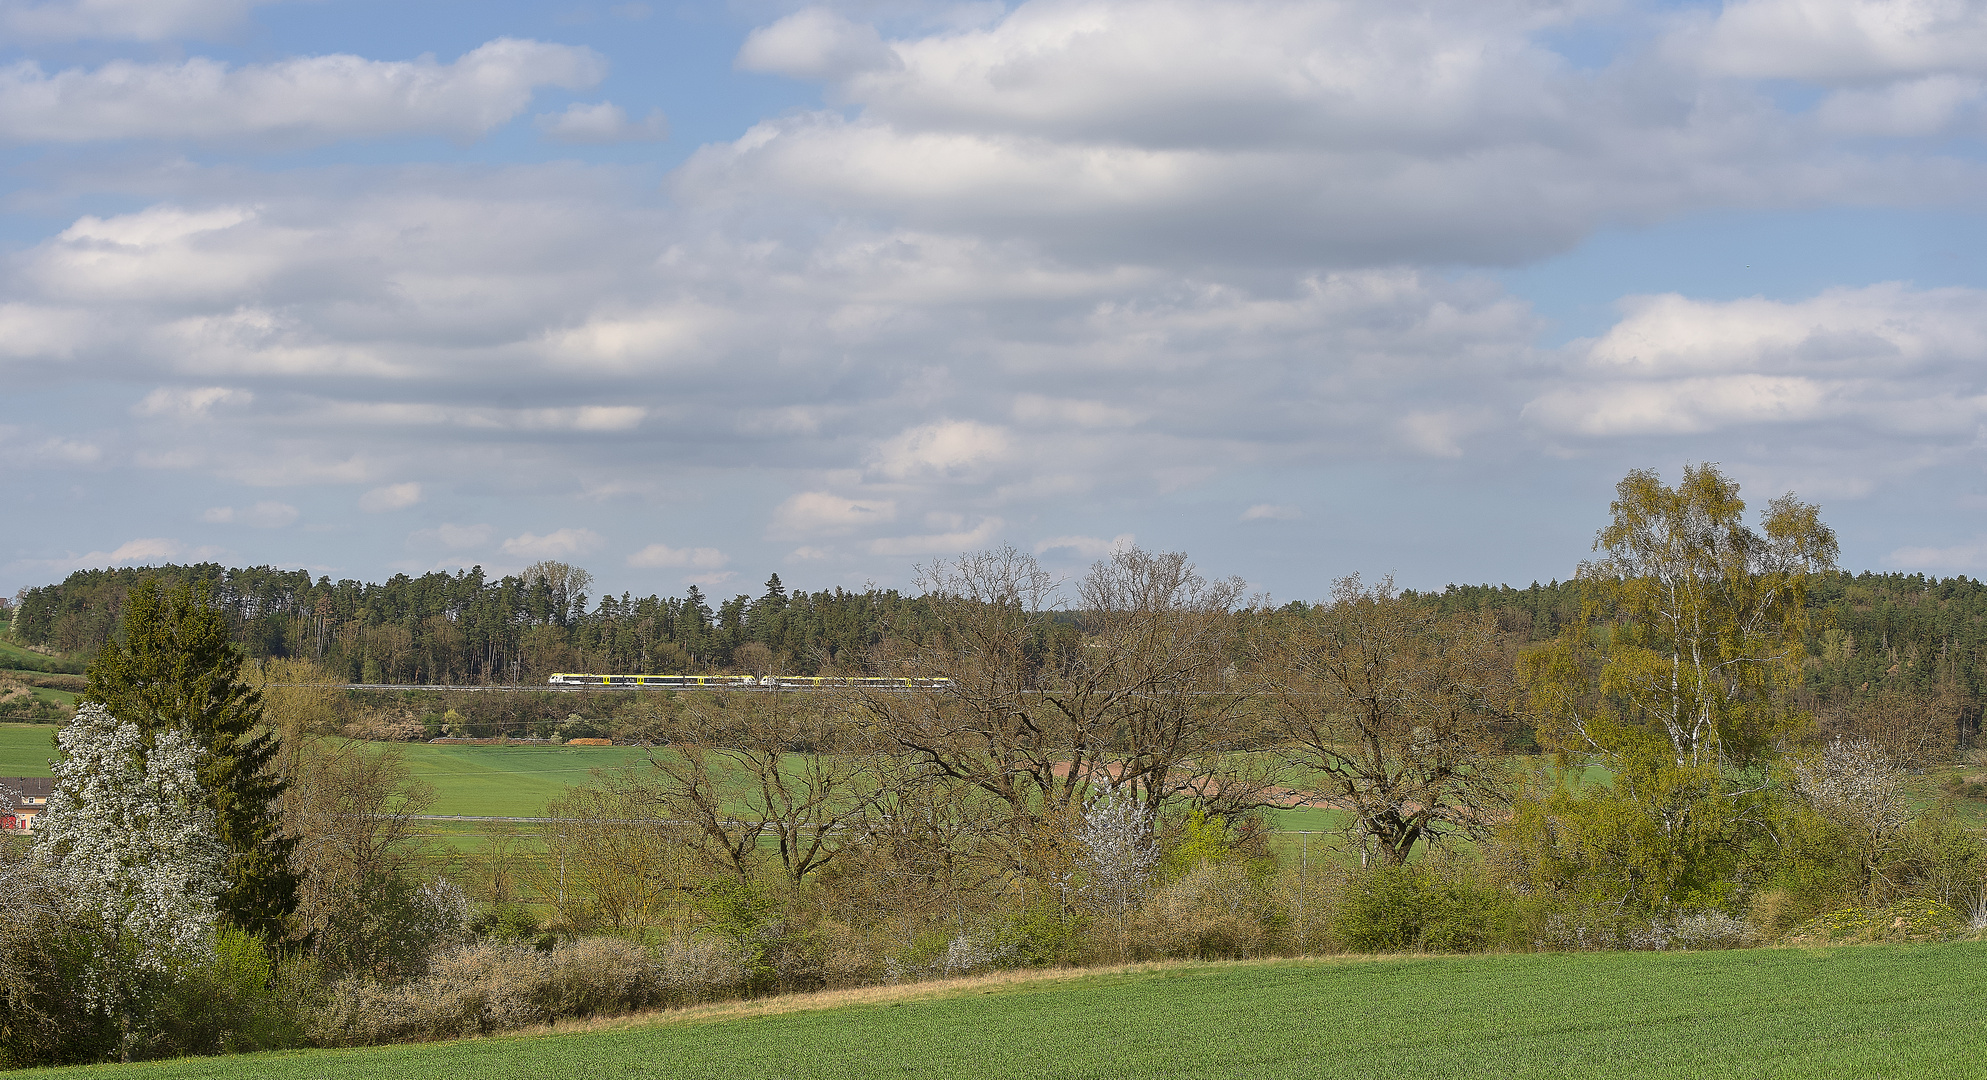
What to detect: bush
<box><xmin>311</xmin><ymin>934</ymin><xmax>747</xmax><ymax>1047</ymax></box>
<box><xmin>1786</xmin><ymin>898</ymin><xmax>1962</xmax><ymax>944</ymax></box>
<box><xmin>153</xmin><ymin>928</ymin><xmax>310</xmax><ymax>1055</ymax></box>
<box><xmin>1136</xmin><ymin>864</ymin><xmax>1282</xmax><ymax>959</ymax></box>
<box><xmin>470</xmin><ymin>902</ymin><xmax>541</xmax><ymax>942</ymax></box>
<box><xmin>1665</xmin><ymin>910</ymin><xmax>1758</xmax><ymax>950</ymax></box>
<box><xmin>1334</xmin><ymin>865</ymin><xmax>1512</xmax><ymax>953</ymax></box>
<box><xmin>653</xmin><ymin>934</ymin><xmax>747</xmax><ymax>1004</ymax></box>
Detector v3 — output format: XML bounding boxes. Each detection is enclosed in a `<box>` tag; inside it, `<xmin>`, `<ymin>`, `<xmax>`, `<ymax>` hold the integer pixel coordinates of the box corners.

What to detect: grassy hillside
<box><xmin>21</xmin><ymin>942</ymin><xmax>1987</xmax><ymax>1079</ymax></box>
<box><xmin>0</xmin><ymin>635</ymin><xmax>85</xmax><ymax>676</ymax></box>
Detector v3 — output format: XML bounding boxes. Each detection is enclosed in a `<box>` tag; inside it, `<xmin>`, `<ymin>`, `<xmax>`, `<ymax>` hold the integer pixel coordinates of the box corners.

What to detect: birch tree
<box><xmin>1572</xmin><ymin>464</ymin><xmax>1837</xmax><ymax>771</ymax></box>
<box><xmin>1515</xmin><ymin>464</ymin><xmax>1837</xmax><ymax>908</ymax></box>
<box><xmin>34</xmin><ymin>703</ymin><xmax>226</xmax><ymax>1063</ymax></box>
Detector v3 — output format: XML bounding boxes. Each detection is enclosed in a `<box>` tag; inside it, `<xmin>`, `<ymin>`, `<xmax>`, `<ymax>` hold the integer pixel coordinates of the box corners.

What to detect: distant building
<box><xmin>0</xmin><ymin>777</ymin><xmax>53</xmax><ymax>834</ymax></box>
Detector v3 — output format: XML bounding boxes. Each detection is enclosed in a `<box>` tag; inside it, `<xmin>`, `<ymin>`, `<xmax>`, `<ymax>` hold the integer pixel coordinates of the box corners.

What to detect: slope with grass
<box><xmin>0</xmin><ymin>635</ymin><xmax>85</xmax><ymax>676</ymax></box>
<box><xmin>22</xmin><ymin>942</ymin><xmax>1987</xmax><ymax>1079</ymax></box>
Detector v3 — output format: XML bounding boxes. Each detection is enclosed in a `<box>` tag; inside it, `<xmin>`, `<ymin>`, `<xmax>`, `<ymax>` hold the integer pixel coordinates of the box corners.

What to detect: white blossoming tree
<box><xmin>1078</xmin><ymin>785</ymin><xmax>1159</xmax><ymax>960</ymax></box>
<box><xmin>1792</xmin><ymin>737</ymin><xmax>1911</xmax><ymax>906</ymax></box>
<box><xmin>33</xmin><ymin>702</ymin><xmax>227</xmax><ymax>1062</ymax></box>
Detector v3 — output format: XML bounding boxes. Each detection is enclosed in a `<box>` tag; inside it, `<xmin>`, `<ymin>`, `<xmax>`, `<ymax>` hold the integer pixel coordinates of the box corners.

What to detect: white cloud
<box><xmin>0</xmin><ymin>303</ymin><xmax>91</xmax><ymax>358</ymax></box>
<box><xmin>99</xmin><ymin>537</ymin><xmax>187</xmax><ymax>562</ymax></box>
<box><xmin>1815</xmin><ymin>75</ymin><xmax>1987</xmax><ymax>137</ymax></box>
<box><xmin>13</xmin><ymin>0</ymin><xmax>1987</xmax><ymax>592</ymax></box>
<box><xmin>1692</xmin><ymin>0</ymin><xmax>1987</xmax><ymax>81</ymax></box>
<box><xmin>869</xmin><ymin>420</ymin><xmax>1011</xmax><ymax>481</ymax></box>
<box><xmin>627</xmin><ymin>543</ymin><xmax>728</xmax><ymax>569</ymax></box>
<box><xmin>0</xmin><ymin>0</ymin><xmax>274</xmax><ymax>42</ymax></box>
<box><xmin>1887</xmin><ymin>540</ymin><xmax>1987</xmax><ymax>573</ymax></box>
<box><xmin>133</xmin><ymin>385</ymin><xmax>252</xmax><ymax>418</ymax></box>
<box><xmin>14</xmin><ymin>536</ymin><xmax>226</xmax><ymax>576</ymax></box>
<box><xmin>0</xmin><ymin>39</ymin><xmax>605</xmax><ymax>144</ymax></box>
<box><xmin>1035</xmin><ymin>533</ymin><xmax>1135</xmax><ymax>558</ymax></box>
<box><xmin>1240</xmin><ymin>504</ymin><xmax>1301</xmax><ymax>521</ymax></box>
<box><xmin>687</xmin><ymin>0</ymin><xmax>1919</xmax><ymax>271</ymax></box>
<box><xmin>31</xmin><ymin>437</ymin><xmax>101</xmax><ymax>464</ymax></box>
<box><xmin>358</xmin><ymin>482</ymin><xmax>423</xmax><ymax>512</ymax></box>
<box><xmin>769</xmin><ymin>492</ymin><xmax>898</xmax><ymax>538</ymax></box>
<box><xmin>1528</xmin><ymin>283</ymin><xmax>1987</xmax><ymax>439</ymax></box>
<box><xmin>415</xmin><ymin>523</ymin><xmax>493</xmax><ymax>550</ymax></box>
<box><xmin>869</xmin><ymin>517</ymin><xmax>1003</xmax><ymax>556</ymax></box>
<box><xmin>309</xmin><ymin>401</ymin><xmax>647</xmax><ymax>432</ymax></box>
<box><xmin>499</xmin><ymin>528</ymin><xmax>604</xmax><ymax>559</ymax></box>
<box><xmin>682</xmin><ymin>571</ymin><xmax>737</xmax><ymax>588</ymax></box>
<box><xmin>202</xmin><ymin>501</ymin><xmax>299</xmax><ymax>527</ymax></box>
<box><xmin>228</xmin><ymin>454</ymin><xmax>373</xmax><ymax>487</ymax></box>
<box><xmin>537</xmin><ymin>101</ymin><xmax>667</xmax><ymax>143</ymax></box>
<box><xmin>1011</xmin><ymin>394</ymin><xmax>1141</xmax><ymax>428</ymax></box>
<box><xmin>737</xmin><ymin>8</ymin><xmax>900</xmax><ymax>81</ymax></box>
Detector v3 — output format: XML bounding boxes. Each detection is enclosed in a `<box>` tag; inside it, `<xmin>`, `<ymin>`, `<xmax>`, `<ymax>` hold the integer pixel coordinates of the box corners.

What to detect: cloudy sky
<box><xmin>5</xmin><ymin>0</ymin><xmax>1987</xmax><ymax>603</ymax></box>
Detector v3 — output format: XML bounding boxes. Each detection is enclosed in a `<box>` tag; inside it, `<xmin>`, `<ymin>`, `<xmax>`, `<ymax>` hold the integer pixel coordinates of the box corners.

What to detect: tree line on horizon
<box><xmin>10</xmin><ymin>551</ymin><xmax>1987</xmax><ymax>746</ymax></box>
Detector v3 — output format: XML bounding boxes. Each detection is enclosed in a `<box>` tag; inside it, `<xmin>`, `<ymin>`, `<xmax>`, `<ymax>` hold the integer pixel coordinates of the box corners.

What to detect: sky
<box><xmin>5</xmin><ymin>0</ymin><xmax>1987</xmax><ymax>604</ymax></box>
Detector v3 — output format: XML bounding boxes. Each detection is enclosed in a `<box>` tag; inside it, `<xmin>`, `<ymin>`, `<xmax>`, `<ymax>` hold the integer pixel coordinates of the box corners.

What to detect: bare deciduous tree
<box><xmin>1818</xmin><ymin>687</ymin><xmax>1962</xmax><ymax>772</ymax></box>
<box><xmin>858</xmin><ymin>545</ymin><xmax>1264</xmax><ymax>879</ymax></box>
<box><xmin>1256</xmin><ymin>576</ymin><xmax>1513</xmax><ymax>867</ymax></box>
<box><xmin>282</xmin><ymin>739</ymin><xmax>438</xmax><ymax>976</ymax></box>
<box><xmin>646</xmin><ymin>692</ymin><xmax>882</xmax><ymax>887</ymax></box>
<box><xmin>536</xmin><ymin>772</ymin><xmax>690</xmax><ymax>937</ymax></box>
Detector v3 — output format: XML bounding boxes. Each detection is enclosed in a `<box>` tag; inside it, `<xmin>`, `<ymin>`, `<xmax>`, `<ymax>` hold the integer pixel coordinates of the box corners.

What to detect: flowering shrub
<box><xmin>311</xmin><ymin>935</ymin><xmax>748</xmax><ymax>1046</ymax></box>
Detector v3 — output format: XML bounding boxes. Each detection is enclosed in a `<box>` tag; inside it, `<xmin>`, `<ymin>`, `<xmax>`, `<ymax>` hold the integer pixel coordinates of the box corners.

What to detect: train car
<box><xmin>546</xmin><ymin>673</ymin><xmax>953</xmax><ymax>690</ymax></box>
<box><xmin>546</xmin><ymin>673</ymin><xmax>756</xmax><ymax>688</ymax></box>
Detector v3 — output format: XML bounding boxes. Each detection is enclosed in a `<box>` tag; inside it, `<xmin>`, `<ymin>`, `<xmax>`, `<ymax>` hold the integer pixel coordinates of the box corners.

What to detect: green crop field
<box><xmin>20</xmin><ymin>941</ymin><xmax>1987</xmax><ymax>1079</ymax></box>
<box><xmin>396</xmin><ymin>742</ymin><xmax>653</xmax><ymax>817</ymax></box>
<box><xmin>0</xmin><ymin>724</ymin><xmax>56</xmax><ymax>776</ymax></box>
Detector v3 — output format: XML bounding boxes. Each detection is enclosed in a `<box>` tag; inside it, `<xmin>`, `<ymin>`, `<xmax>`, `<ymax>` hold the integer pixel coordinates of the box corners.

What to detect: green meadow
<box><xmin>0</xmin><ymin>636</ymin><xmax>82</xmax><ymax>675</ymax></box>
<box><xmin>0</xmin><ymin>724</ymin><xmax>56</xmax><ymax>776</ymax></box>
<box><xmin>22</xmin><ymin>941</ymin><xmax>1987</xmax><ymax>1079</ymax></box>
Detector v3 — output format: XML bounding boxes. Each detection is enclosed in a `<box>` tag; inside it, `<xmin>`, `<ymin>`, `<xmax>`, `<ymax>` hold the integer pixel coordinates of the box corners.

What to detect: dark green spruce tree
<box><xmin>82</xmin><ymin>580</ymin><xmax>298</xmax><ymax>941</ymax></box>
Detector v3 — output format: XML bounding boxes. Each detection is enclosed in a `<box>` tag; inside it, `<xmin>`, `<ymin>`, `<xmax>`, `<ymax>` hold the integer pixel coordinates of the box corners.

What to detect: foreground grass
<box><xmin>26</xmin><ymin>942</ymin><xmax>1987</xmax><ymax>1079</ymax></box>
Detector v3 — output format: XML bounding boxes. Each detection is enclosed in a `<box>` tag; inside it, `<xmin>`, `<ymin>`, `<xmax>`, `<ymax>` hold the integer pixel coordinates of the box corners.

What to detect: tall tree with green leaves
<box><xmin>1514</xmin><ymin>464</ymin><xmax>1837</xmax><ymax>909</ymax></box>
<box><xmin>82</xmin><ymin>581</ymin><xmax>297</xmax><ymax>941</ymax></box>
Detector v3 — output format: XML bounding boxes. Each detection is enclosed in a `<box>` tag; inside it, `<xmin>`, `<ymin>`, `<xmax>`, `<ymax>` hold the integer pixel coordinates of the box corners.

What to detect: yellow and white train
<box><xmin>546</xmin><ymin>673</ymin><xmax>952</xmax><ymax>690</ymax></box>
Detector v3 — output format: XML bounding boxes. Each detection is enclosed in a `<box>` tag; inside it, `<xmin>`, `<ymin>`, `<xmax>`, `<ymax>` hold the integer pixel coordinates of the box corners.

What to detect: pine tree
<box><xmin>82</xmin><ymin>580</ymin><xmax>297</xmax><ymax>941</ymax></box>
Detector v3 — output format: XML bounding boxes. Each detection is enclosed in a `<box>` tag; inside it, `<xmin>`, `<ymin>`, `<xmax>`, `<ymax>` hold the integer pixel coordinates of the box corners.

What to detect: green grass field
<box><xmin>0</xmin><ymin>635</ymin><xmax>85</xmax><ymax>675</ymax></box>
<box><xmin>0</xmin><ymin>724</ymin><xmax>56</xmax><ymax>776</ymax></box>
<box><xmin>397</xmin><ymin>742</ymin><xmax>653</xmax><ymax>817</ymax></box>
<box><xmin>21</xmin><ymin>941</ymin><xmax>1987</xmax><ymax>1079</ymax></box>
<box><xmin>0</xmin><ymin>725</ymin><xmax>644</xmax><ymax>815</ymax></box>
